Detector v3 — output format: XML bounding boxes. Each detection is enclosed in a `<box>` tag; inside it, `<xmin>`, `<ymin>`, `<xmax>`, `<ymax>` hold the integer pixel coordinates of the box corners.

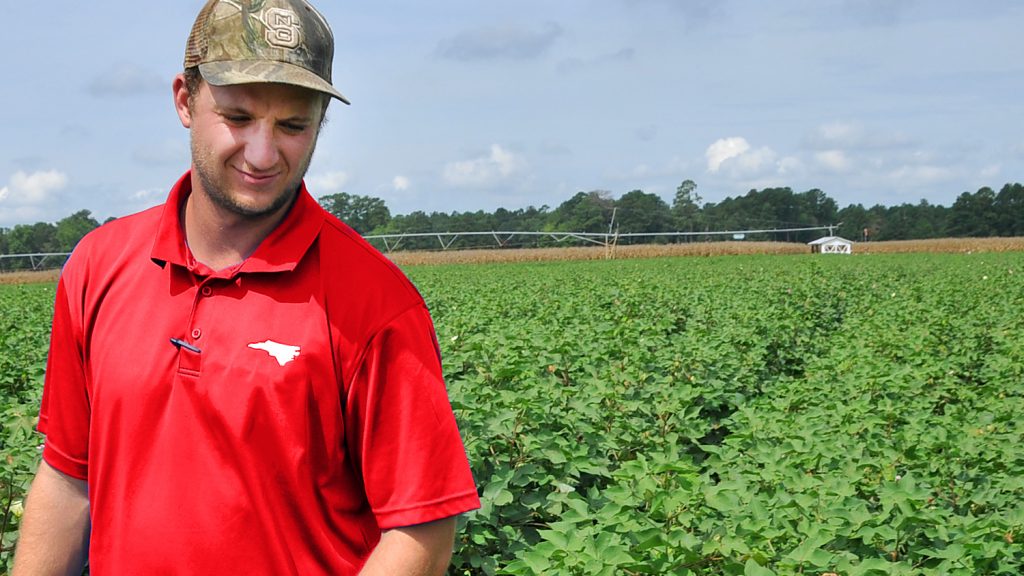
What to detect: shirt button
<box><xmin>201</xmin><ymin>286</ymin><xmax>213</xmax><ymax>297</ymax></box>
<box><xmin>191</xmin><ymin>328</ymin><xmax>202</xmax><ymax>339</ymax></box>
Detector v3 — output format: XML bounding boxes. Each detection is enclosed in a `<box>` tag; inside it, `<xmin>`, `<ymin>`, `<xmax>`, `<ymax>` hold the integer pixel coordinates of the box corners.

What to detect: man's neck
<box><xmin>182</xmin><ymin>184</ymin><xmax>294</xmax><ymax>272</ymax></box>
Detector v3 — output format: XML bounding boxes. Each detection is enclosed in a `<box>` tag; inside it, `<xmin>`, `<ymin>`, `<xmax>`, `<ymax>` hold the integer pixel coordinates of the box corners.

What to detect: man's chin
<box><xmin>218</xmin><ymin>189</ymin><xmax>298</xmax><ymax>220</ymax></box>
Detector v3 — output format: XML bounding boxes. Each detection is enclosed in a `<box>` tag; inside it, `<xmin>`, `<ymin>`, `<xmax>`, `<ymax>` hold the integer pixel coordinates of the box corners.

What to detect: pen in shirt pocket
<box><xmin>169</xmin><ymin>338</ymin><xmax>202</xmax><ymax>354</ymax></box>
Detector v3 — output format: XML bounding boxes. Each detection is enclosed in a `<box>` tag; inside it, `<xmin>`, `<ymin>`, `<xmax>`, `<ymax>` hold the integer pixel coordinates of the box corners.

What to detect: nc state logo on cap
<box><xmin>264</xmin><ymin>7</ymin><xmax>301</xmax><ymax>49</ymax></box>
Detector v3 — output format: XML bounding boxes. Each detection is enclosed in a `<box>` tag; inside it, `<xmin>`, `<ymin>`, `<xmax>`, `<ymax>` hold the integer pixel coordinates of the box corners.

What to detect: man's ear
<box><xmin>172</xmin><ymin>74</ymin><xmax>193</xmax><ymax>129</ymax></box>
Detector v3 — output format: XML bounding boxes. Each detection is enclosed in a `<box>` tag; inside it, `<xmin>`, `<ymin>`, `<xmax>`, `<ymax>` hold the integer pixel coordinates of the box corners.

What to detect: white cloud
<box><xmin>777</xmin><ymin>156</ymin><xmax>803</xmax><ymax>176</ymax></box>
<box><xmin>392</xmin><ymin>176</ymin><xmax>410</xmax><ymax>191</ymax></box>
<box><xmin>130</xmin><ymin>187</ymin><xmax>167</xmax><ymax>204</ymax></box>
<box><xmin>815</xmin><ymin>150</ymin><xmax>852</xmax><ymax>172</ymax></box>
<box><xmin>706</xmin><ymin>137</ymin><xmax>751</xmax><ymax>172</ymax></box>
<box><xmin>305</xmin><ymin>171</ymin><xmax>350</xmax><ymax>194</ymax></box>
<box><xmin>97</xmin><ymin>187</ymin><xmax>167</xmax><ymax>221</ymax></box>
<box><xmin>706</xmin><ymin>137</ymin><xmax>783</xmax><ymax>180</ymax></box>
<box><xmin>0</xmin><ymin>170</ymin><xmax>68</xmax><ymax>206</ymax></box>
<box><xmin>733</xmin><ymin>146</ymin><xmax>778</xmax><ymax>174</ymax></box>
<box><xmin>443</xmin><ymin>145</ymin><xmax>524</xmax><ymax>188</ymax></box>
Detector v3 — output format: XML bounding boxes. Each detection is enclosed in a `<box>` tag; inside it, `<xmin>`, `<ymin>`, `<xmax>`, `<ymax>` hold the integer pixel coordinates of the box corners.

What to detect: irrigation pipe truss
<box><xmin>0</xmin><ymin>252</ymin><xmax>72</xmax><ymax>271</ymax></box>
<box><xmin>0</xmin><ymin>225</ymin><xmax>839</xmax><ymax>269</ymax></box>
<box><xmin>363</xmin><ymin>225</ymin><xmax>839</xmax><ymax>252</ymax></box>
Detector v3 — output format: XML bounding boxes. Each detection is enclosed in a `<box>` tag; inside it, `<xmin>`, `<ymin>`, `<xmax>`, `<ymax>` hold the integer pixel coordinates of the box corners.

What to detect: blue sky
<box><xmin>1</xmin><ymin>0</ymin><xmax>1021</xmax><ymax>228</ymax></box>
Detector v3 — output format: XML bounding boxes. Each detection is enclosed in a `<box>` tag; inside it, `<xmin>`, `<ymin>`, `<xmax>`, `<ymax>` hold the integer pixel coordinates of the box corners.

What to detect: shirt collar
<box><xmin>150</xmin><ymin>171</ymin><xmax>325</xmax><ymax>276</ymax></box>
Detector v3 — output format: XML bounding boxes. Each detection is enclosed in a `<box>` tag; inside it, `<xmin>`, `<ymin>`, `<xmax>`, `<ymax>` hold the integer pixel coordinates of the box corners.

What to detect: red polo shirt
<box><xmin>38</xmin><ymin>172</ymin><xmax>480</xmax><ymax>575</ymax></box>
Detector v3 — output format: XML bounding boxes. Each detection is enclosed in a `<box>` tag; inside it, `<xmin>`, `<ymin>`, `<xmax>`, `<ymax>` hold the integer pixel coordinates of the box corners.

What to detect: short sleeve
<box><xmin>38</xmin><ymin>275</ymin><xmax>91</xmax><ymax>480</ymax></box>
<box><xmin>344</xmin><ymin>305</ymin><xmax>480</xmax><ymax>529</ymax></box>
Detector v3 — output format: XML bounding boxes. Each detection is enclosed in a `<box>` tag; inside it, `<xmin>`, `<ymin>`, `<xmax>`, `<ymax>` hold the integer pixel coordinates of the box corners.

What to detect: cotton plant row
<box><xmin>406</xmin><ymin>254</ymin><xmax>1023</xmax><ymax>575</ymax></box>
<box><xmin>2</xmin><ymin>254</ymin><xmax>1022</xmax><ymax>575</ymax></box>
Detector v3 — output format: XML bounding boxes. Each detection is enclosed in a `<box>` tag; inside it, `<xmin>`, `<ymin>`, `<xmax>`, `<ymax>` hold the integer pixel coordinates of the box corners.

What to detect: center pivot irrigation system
<box><xmin>0</xmin><ymin>252</ymin><xmax>72</xmax><ymax>271</ymax></box>
<box><xmin>0</xmin><ymin>225</ymin><xmax>842</xmax><ymax>271</ymax></box>
<box><xmin>364</xmin><ymin>224</ymin><xmax>841</xmax><ymax>253</ymax></box>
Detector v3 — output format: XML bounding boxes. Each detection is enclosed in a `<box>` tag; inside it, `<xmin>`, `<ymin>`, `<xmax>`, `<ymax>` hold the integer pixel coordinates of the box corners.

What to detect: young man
<box><xmin>12</xmin><ymin>1</ymin><xmax>480</xmax><ymax>574</ymax></box>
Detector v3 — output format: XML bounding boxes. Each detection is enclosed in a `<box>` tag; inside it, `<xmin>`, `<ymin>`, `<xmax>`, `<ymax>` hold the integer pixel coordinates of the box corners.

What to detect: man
<box><xmin>12</xmin><ymin>1</ymin><xmax>480</xmax><ymax>574</ymax></box>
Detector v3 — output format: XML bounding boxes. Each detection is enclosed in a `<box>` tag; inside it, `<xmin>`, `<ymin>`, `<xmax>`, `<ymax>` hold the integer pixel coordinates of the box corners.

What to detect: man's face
<box><xmin>183</xmin><ymin>80</ymin><xmax>324</xmax><ymax>219</ymax></box>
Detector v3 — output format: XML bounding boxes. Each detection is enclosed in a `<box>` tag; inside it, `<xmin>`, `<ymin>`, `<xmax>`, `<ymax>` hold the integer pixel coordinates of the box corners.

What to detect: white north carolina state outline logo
<box><xmin>248</xmin><ymin>340</ymin><xmax>301</xmax><ymax>366</ymax></box>
<box><xmin>263</xmin><ymin>7</ymin><xmax>301</xmax><ymax>48</ymax></box>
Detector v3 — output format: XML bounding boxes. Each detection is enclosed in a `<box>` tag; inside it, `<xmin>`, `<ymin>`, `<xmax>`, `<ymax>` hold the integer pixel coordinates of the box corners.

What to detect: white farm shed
<box><xmin>808</xmin><ymin>236</ymin><xmax>853</xmax><ymax>254</ymax></box>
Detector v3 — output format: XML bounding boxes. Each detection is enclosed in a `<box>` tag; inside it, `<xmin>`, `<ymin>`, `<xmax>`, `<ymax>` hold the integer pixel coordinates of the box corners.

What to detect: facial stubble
<box><xmin>190</xmin><ymin>131</ymin><xmax>317</xmax><ymax>220</ymax></box>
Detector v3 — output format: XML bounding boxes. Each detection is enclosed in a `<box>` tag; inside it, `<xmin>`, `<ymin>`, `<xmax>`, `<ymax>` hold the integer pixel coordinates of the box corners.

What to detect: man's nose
<box><xmin>244</xmin><ymin>123</ymin><xmax>280</xmax><ymax>171</ymax></box>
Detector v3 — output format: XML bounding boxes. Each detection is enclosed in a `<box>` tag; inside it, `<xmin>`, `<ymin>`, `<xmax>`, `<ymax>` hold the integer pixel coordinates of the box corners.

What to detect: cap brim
<box><xmin>199</xmin><ymin>61</ymin><xmax>350</xmax><ymax>105</ymax></box>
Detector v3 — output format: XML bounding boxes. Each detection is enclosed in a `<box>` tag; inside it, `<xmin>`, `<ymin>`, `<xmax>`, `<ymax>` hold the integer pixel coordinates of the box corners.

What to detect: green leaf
<box><xmin>744</xmin><ymin>558</ymin><xmax>776</xmax><ymax>576</ymax></box>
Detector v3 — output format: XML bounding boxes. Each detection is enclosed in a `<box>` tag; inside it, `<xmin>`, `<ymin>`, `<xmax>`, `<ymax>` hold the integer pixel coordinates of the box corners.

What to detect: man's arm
<box><xmin>359</xmin><ymin>517</ymin><xmax>457</xmax><ymax>576</ymax></box>
<box><xmin>11</xmin><ymin>459</ymin><xmax>90</xmax><ymax>576</ymax></box>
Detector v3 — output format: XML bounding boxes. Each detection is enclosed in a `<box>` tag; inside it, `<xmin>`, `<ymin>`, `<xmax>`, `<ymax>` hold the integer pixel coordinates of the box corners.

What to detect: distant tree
<box><xmin>6</xmin><ymin>222</ymin><xmax>58</xmax><ymax>254</ymax></box>
<box><xmin>671</xmin><ymin>179</ymin><xmax>703</xmax><ymax>233</ymax></box>
<box><xmin>54</xmin><ymin>209</ymin><xmax>100</xmax><ymax>252</ymax></box>
<box><xmin>797</xmin><ymin>189</ymin><xmax>838</xmax><ymax>225</ymax></box>
<box><xmin>994</xmin><ymin>183</ymin><xmax>1024</xmax><ymax>236</ymax></box>
<box><xmin>615</xmin><ymin>189</ymin><xmax>672</xmax><ymax>236</ymax></box>
<box><xmin>386</xmin><ymin>210</ymin><xmax>431</xmax><ymax>233</ymax></box>
<box><xmin>879</xmin><ymin>203</ymin><xmax>918</xmax><ymax>240</ymax></box>
<box><xmin>702</xmin><ymin>187</ymin><xmax>804</xmax><ymax>240</ymax></box>
<box><xmin>549</xmin><ymin>191</ymin><xmax>615</xmax><ymax>233</ymax></box>
<box><xmin>837</xmin><ymin>204</ymin><xmax>870</xmax><ymax>240</ymax></box>
<box><xmin>865</xmin><ymin>204</ymin><xmax>890</xmax><ymax>239</ymax></box>
<box><xmin>318</xmin><ymin>192</ymin><xmax>391</xmax><ymax>235</ymax></box>
<box><xmin>378</xmin><ymin>210</ymin><xmax>434</xmax><ymax>250</ymax></box>
<box><xmin>905</xmin><ymin>200</ymin><xmax>948</xmax><ymax>239</ymax></box>
<box><xmin>428</xmin><ymin>211</ymin><xmax>451</xmax><ymax>233</ymax></box>
<box><xmin>493</xmin><ymin>208</ymin><xmax>515</xmax><ymax>230</ymax></box>
<box><xmin>443</xmin><ymin>210</ymin><xmax>497</xmax><ymax>248</ymax></box>
<box><xmin>948</xmin><ymin>187</ymin><xmax>998</xmax><ymax>237</ymax></box>
<box><xmin>493</xmin><ymin>206</ymin><xmax>549</xmax><ymax>233</ymax></box>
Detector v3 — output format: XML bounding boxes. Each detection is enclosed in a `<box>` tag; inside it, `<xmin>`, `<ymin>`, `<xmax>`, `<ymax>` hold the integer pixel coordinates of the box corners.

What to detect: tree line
<box><xmin>1</xmin><ymin>182</ymin><xmax>1021</xmax><ymax>264</ymax></box>
<box><xmin>318</xmin><ymin>181</ymin><xmax>1024</xmax><ymax>251</ymax></box>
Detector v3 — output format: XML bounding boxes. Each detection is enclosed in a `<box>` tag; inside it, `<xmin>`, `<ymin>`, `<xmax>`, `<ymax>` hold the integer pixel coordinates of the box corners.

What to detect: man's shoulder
<box><xmin>64</xmin><ymin>204</ymin><xmax>164</xmax><ymax>279</ymax></box>
<box><xmin>317</xmin><ymin>214</ymin><xmax>410</xmax><ymax>280</ymax></box>
<box><xmin>81</xmin><ymin>204</ymin><xmax>164</xmax><ymax>250</ymax></box>
<box><xmin>315</xmin><ymin>212</ymin><xmax>426</xmax><ymax>308</ymax></box>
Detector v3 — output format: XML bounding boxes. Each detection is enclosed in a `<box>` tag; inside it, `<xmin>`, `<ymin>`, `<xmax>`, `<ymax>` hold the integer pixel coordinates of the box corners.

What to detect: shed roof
<box><xmin>807</xmin><ymin>236</ymin><xmax>853</xmax><ymax>246</ymax></box>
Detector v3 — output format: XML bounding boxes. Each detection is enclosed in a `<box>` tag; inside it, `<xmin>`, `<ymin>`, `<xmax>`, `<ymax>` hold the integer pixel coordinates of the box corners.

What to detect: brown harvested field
<box><xmin>386</xmin><ymin>241</ymin><xmax>807</xmax><ymax>266</ymax></box>
<box><xmin>386</xmin><ymin>236</ymin><xmax>1024</xmax><ymax>266</ymax></box>
<box><xmin>853</xmin><ymin>237</ymin><xmax>1024</xmax><ymax>254</ymax></box>
<box><xmin>0</xmin><ymin>270</ymin><xmax>61</xmax><ymax>285</ymax></box>
<box><xmin>2</xmin><ymin>237</ymin><xmax>1022</xmax><ymax>282</ymax></box>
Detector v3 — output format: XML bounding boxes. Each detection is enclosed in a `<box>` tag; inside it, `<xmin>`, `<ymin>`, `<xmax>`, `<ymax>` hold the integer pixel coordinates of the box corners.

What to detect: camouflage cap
<box><xmin>185</xmin><ymin>0</ymin><xmax>349</xmax><ymax>104</ymax></box>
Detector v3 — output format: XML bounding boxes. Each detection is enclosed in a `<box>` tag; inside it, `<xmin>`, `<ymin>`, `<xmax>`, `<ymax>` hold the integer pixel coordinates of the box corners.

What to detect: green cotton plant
<box><xmin>0</xmin><ymin>283</ymin><xmax>53</xmax><ymax>572</ymax></box>
<box><xmin>409</xmin><ymin>254</ymin><xmax>1024</xmax><ymax>575</ymax></box>
<box><xmin>3</xmin><ymin>254</ymin><xmax>1024</xmax><ymax>575</ymax></box>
